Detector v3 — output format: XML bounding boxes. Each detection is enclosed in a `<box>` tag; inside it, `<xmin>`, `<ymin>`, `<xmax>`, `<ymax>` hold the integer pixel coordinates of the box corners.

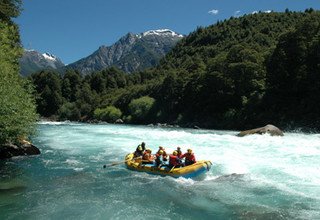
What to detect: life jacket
<box><xmin>142</xmin><ymin>152</ymin><xmax>154</xmax><ymax>164</ymax></box>
<box><xmin>181</xmin><ymin>153</ymin><xmax>196</xmax><ymax>165</ymax></box>
<box><xmin>169</xmin><ymin>154</ymin><xmax>181</xmax><ymax>167</ymax></box>
<box><xmin>142</xmin><ymin>152</ymin><xmax>149</xmax><ymax>160</ymax></box>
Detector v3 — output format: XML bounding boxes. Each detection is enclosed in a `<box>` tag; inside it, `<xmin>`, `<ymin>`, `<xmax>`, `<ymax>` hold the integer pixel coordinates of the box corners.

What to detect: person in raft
<box><xmin>157</xmin><ymin>146</ymin><xmax>168</xmax><ymax>161</ymax></box>
<box><xmin>134</xmin><ymin>142</ymin><xmax>146</xmax><ymax>157</ymax></box>
<box><xmin>142</xmin><ymin>148</ymin><xmax>154</xmax><ymax>164</ymax></box>
<box><xmin>169</xmin><ymin>150</ymin><xmax>183</xmax><ymax>168</ymax></box>
<box><xmin>180</xmin><ymin>148</ymin><xmax>196</xmax><ymax>166</ymax></box>
<box><xmin>155</xmin><ymin>149</ymin><xmax>164</xmax><ymax>168</ymax></box>
<box><xmin>176</xmin><ymin>147</ymin><xmax>182</xmax><ymax>157</ymax></box>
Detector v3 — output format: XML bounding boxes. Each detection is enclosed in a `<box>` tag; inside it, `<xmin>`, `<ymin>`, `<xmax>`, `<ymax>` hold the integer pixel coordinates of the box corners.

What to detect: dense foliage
<box><xmin>31</xmin><ymin>10</ymin><xmax>320</xmax><ymax>131</ymax></box>
<box><xmin>94</xmin><ymin>106</ymin><xmax>122</xmax><ymax>122</ymax></box>
<box><xmin>0</xmin><ymin>0</ymin><xmax>37</xmax><ymax>145</ymax></box>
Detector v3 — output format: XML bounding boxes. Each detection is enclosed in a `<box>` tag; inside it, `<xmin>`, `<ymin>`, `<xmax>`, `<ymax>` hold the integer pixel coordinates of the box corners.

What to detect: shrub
<box><xmin>58</xmin><ymin>102</ymin><xmax>80</xmax><ymax>121</ymax></box>
<box><xmin>93</xmin><ymin>106</ymin><xmax>122</xmax><ymax>122</ymax></box>
<box><xmin>128</xmin><ymin>96</ymin><xmax>155</xmax><ymax>122</ymax></box>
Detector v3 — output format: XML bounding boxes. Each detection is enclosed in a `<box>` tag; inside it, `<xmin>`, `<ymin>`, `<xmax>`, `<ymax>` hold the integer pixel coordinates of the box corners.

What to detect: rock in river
<box><xmin>237</xmin><ymin>124</ymin><xmax>284</xmax><ymax>137</ymax></box>
<box><xmin>0</xmin><ymin>142</ymin><xmax>40</xmax><ymax>159</ymax></box>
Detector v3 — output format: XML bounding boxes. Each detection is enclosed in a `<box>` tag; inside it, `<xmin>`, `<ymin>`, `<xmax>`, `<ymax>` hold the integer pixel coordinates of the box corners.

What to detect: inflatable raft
<box><xmin>124</xmin><ymin>153</ymin><xmax>212</xmax><ymax>179</ymax></box>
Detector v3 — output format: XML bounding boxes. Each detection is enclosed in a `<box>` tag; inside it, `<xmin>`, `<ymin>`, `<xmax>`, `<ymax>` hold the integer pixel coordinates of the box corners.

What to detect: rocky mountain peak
<box><xmin>66</xmin><ymin>29</ymin><xmax>184</xmax><ymax>74</ymax></box>
<box><xmin>20</xmin><ymin>50</ymin><xmax>65</xmax><ymax>76</ymax></box>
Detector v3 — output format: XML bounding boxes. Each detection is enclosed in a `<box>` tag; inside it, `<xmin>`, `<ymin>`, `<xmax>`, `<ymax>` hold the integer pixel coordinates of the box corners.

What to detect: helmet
<box><xmin>146</xmin><ymin>148</ymin><xmax>152</xmax><ymax>153</ymax></box>
<box><xmin>173</xmin><ymin>150</ymin><xmax>178</xmax><ymax>156</ymax></box>
<box><xmin>159</xmin><ymin>146</ymin><xmax>164</xmax><ymax>150</ymax></box>
<box><xmin>187</xmin><ymin>149</ymin><xmax>192</xmax><ymax>153</ymax></box>
<box><xmin>158</xmin><ymin>150</ymin><xmax>164</xmax><ymax>155</ymax></box>
<box><xmin>138</xmin><ymin>146</ymin><xmax>143</xmax><ymax>151</ymax></box>
<box><xmin>177</xmin><ymin>147</ymin><xmax>181</xmax><ymax>150</ymax></box>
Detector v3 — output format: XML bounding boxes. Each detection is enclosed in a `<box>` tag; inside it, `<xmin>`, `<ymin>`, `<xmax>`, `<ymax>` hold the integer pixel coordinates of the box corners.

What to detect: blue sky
<box><xmin>16</xmin><ymin>0</ymin><xmax>320</xmax><ymax>64</ymax></box>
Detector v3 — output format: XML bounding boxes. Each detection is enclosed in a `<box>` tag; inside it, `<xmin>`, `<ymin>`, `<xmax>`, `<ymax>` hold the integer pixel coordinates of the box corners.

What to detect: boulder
<box><xmin>115</xmin><ymin>119</ymin><xmax>124</xmax><ymax>124</ymax></box>
<box><xmin>237</xmin><ymin>124</ymin><xmax>284</xmax><ymax>137</ymax></box>
<box><xmin>0</xmin><ymin>142</ymin><xmax>40</xmax><ymax>159</ymax></box>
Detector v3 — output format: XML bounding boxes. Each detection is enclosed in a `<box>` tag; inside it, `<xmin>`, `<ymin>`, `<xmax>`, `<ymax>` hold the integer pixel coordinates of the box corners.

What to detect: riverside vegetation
<box><xmin>30</xmin><ymin>9</ymin><xmax>320</xmax><ymax>131</ymax></box>
<box><xmin>0</xmin><ymin>0</ymin><xmax>38</xmax><ymax>147</ymax></box>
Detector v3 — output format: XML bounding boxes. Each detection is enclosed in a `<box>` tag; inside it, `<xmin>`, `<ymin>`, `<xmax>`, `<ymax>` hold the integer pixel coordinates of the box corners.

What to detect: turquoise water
<box><xmin>1</xmin><ymin>122</ymin><xmax>320</xmax><ymax>219</ymax></box>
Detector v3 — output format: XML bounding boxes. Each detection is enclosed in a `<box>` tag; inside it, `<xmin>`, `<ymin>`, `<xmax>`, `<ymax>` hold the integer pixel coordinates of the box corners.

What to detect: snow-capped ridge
<box><xmin>42</xmin><ymin>52</ymin><xmax>57</xmax><ymax>61</ymax></box>
<box><xmin>142</xmin><ymin>29</ymin><xmax>184</xmax><ymax>38</ymax></box>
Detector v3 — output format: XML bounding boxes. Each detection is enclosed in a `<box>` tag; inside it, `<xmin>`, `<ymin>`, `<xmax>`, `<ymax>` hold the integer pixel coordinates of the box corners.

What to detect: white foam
<box><xmin>174</xmin><ymin>177</ymin><xmax>195</xmax><ymax>185</ymax></box>
<box><xmin>73</xmin><ymin>168</ymin><xmax>84</xmax><ymax>171</ymax></box>
<box><xmin>65</xmin><ymin>159</ymin><xmax>82</xmax><ymax>165</ymax></box>
<box><xmin>35</xmin><ymin>123</ymin><xmax>320</xmax><ymax>195</ymax></box>
<box><xmin>37</xmin><ymin>121</ymin><xmax>68</xmax><ymax>125</ymax></box>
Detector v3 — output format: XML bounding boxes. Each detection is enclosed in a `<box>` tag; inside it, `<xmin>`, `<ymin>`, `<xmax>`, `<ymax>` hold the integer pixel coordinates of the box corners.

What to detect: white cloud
<box><xmin>234</xmin><ymin>10</ymin><xmax>241</xmax><ymax>16</ymax></box>
<box><xmin>208</xmin><ymin>9</ymin><xmax>219</xmax><ymax>15</ymax></box>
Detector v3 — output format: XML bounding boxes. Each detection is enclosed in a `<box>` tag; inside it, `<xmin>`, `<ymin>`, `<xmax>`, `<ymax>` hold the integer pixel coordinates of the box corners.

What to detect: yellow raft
<box><xmin>125</xmin><ymin>153</ymin><xmax>212</xmax><ymax>179</ymax></box>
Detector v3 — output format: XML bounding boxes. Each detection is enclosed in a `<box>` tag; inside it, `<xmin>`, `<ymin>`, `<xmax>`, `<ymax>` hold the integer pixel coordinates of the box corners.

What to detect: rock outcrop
<box><xmin>0</xmin><ymin>142</ymin><xmax>40</xmax><ymax>159</ymax></box>
<box><xmin>237</xmin><ymin>124</ymin><xmax>284</xmax><ymax>137</ymax></box>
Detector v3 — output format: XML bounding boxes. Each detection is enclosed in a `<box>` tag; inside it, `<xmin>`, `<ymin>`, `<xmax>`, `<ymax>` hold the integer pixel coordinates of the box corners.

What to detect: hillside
<box><xmin>31</xmin><ymin>10</ymin><xmax>320</xmax><ymax>131</ymax></box>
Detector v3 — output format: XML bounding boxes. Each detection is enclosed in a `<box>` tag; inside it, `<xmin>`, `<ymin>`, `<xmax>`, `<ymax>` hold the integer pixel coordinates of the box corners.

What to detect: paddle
<box><xmin>169</xmin><ymin>165</ymin><xmax>176</xmax><ymax>173</ymax></box>
<box><xmin>103</xmin><ymin>156</ymin><xmax>141</xmax><ymax>168</ymax></box>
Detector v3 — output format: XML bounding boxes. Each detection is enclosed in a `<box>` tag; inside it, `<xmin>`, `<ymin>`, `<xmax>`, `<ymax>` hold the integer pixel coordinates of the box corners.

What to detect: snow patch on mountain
<box><xmin>142</xmin><ymin>29</ymin><xmax>184</xmax><ymax>38</ymax></box>
<box><xmin>42</xmin><ymin>52</ymin><xmax>57</xmax><ymax>61</ymax></box>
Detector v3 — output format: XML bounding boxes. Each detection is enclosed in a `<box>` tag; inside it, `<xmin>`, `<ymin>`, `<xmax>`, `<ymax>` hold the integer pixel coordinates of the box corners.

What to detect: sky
<box><xmin>15</xmin><ymin>0</ymin><xmax>320</xmax><ymax>64</ymax></box>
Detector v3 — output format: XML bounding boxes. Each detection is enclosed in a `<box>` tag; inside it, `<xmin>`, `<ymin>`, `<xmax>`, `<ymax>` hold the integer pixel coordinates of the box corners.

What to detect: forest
<box><xmin>30</xmin><ymin>9</ymin><xmax>320</xmax><ymax>131</ymax></box>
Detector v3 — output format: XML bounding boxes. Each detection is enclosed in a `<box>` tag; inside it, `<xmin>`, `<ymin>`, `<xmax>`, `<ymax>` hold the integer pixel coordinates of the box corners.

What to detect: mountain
<box><xmin>66</xmin><ymin>29</ymin><xmax>184</xmax><ymax>75</ymax></box>
<box><xmin>19</xmin><ymin>50</ymin><xmax>65</xmax><ymax>76</ymax></box>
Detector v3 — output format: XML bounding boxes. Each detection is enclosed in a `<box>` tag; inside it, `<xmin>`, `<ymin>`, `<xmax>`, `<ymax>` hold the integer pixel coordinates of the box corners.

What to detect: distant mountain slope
<box><xmin>20</xmin><ymin>50</ymin><xmax>65</xmax><ymax>76</ymax></box>
<box><xmin>66</xmin><ymin>29</ymin><xmax>183</xmax><ymax>75</ymax></box>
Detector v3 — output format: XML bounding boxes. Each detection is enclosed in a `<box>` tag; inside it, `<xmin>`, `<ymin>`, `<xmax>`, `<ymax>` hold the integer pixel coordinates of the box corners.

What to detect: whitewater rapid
<box><xmin>1</xmin><ymin>122</ymin><xmax>319</xmax><ymax>219</ymax></box>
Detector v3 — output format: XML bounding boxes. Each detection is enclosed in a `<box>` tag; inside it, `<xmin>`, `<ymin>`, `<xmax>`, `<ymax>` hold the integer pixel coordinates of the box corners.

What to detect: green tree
<box><xmin>31</xmin><ymin>71</ymin><xmax>63</xmax><ymax>117</ymax></box>
<box><xmin>58</xmin><ymin>102</ymin><xmax>80</xmax><ymax>121</ymax></box>
<box><xmin>128</xmin><ymin>96</ymin><xmax>155</xmax><ymax>123</ymax></box>
<box><xmin>0</xmin><ymin>0</ymin><xmax>21</xmax><ymax>21</ymax></box>
<box><xmin>265</xmin><ymin>14</ymin><xmax>320</xmax><ymax>126</ymax></box>
<box><xmin>0</xmin><ymin>4</ymin><xmax>37</xmax><ymax>144</ymax></box>
<box><xmin>62</xmin><ymin>69</ymin><xmax>82</xmax><ymax>102</ymax></box>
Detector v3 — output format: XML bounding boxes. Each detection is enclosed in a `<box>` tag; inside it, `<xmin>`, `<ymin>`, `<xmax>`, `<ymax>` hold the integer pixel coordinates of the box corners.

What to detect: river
<box><xmin>1</xmin><ymin>122</ymin><xmax>320</xmax><ymax>219</ymax></box>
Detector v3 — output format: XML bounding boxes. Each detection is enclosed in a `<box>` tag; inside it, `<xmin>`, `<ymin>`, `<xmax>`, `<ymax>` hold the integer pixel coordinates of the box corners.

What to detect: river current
<box><xmin>1</xmin><ymin>122</ymin><xmax>320</xmax><ymax>219</ymax></box>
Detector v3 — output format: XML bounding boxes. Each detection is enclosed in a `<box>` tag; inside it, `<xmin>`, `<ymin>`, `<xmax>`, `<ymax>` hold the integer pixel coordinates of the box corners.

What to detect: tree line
<box><xmin>31</xmin><ymin>9</ymin><xmax>320</xmax><ymax>131</ymax></box>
